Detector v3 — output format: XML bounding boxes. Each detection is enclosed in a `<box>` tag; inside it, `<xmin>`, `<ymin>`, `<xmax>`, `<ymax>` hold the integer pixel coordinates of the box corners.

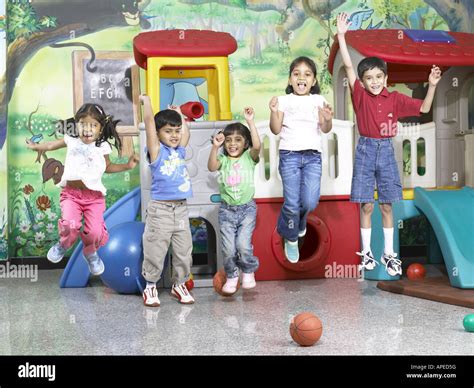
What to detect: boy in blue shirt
<box><xmin>140</xmin><ymin>95</ymin><xmax>194</xmax><ymax>307</ymax></box>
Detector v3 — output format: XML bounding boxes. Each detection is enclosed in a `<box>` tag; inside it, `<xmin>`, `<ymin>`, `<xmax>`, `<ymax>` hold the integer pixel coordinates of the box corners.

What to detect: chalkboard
<box><xmin>73</xmin><ymin>51</ymin><xmax>140</xmax><ymax>135</ymax></box>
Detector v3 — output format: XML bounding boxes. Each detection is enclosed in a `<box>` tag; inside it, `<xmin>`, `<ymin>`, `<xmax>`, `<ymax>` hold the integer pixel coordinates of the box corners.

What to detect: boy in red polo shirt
<box><xmin>336</xmin><ymin>13</ymin><xmax>442</xmax><ymax>276</ymax></box>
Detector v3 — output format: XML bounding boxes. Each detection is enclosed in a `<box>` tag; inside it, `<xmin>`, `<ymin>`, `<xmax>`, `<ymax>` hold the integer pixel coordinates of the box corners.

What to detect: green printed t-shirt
<box><xmin>217</xmin><ymin>150</ymin><xmax>257</xmax><ymax>206</ymax></box>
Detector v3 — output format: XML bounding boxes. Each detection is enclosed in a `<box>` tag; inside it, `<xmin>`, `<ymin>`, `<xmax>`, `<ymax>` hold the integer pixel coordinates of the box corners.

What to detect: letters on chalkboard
<box><xmin>73</xmin><ymin>51</ymin><xmax>140</xmax><ymax>136</ymax></box>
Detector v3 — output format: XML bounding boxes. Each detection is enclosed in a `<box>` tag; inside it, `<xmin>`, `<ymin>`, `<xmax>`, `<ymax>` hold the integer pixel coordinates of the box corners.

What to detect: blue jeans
<box><xmin>218</xmin><ymin>200</ymin><xmax>259</xmax><ymax>278</ymax></box>
<box><xmin>350</xmin><ymin>137</ymin><xmax>402</xmax><ymax>203</ymax></box>
<box><xmin>277</xmin><ymin>150</ymin><xmax>322</xmax><ymax>242</ymax></box>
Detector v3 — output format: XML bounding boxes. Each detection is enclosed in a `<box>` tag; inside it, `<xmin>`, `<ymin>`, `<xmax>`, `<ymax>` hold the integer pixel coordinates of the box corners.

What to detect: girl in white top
<box><xmin>26</xmin><ymin>103</ymin><xmax>139</xmax><ymax>275</ymax></box>
<box><xmin>269</xmin><ymin>56</ymin><xmax>333</xmax><ymax>264</ymax></box>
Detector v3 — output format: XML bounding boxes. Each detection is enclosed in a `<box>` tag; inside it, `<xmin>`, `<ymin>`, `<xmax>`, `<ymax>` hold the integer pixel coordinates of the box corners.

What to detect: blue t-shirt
<box><xmin>148</xmin><ymin>142</ymin><xmax>192</xmax><ymax>200</ymax></box>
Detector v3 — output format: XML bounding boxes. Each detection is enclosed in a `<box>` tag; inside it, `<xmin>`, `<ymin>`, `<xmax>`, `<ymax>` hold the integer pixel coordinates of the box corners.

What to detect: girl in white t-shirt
<box><xmin>269</xmin><ymin>56</ymin><xmax>333</xmax><ymax>263</ymax></box>
<box><xmin>26</xmin><ymin>103</ymin><xmax>139</xmax><ymax>275</ymax></box>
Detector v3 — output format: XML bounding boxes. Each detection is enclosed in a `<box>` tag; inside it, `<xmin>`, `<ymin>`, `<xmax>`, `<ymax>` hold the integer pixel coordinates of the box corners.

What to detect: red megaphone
<box><xmin>180</xmin><ymin>101</ymin><xmax>205</xmax><ymax>121</ymax></box>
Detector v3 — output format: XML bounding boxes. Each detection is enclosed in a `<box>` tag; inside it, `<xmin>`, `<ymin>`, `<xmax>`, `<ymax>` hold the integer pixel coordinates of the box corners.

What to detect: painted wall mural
<box><xmin>0</xmin><ymin>0</ymin><xmax>7</xmax><ymax>260</ymax></box>
<box><xmin>2</xmin><ymin>0</ymin><xmax>472</xmax><ymax>259</ymax></box>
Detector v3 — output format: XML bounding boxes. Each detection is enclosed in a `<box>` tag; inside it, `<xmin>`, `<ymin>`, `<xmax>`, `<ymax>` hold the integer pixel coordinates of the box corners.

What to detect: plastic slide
<box><xmin>413</xmin><ymin>187</ymin><xmax>474</xmax><ymax>289</ymax></box>
<box><xmin>59</xmin><ymin>187</ymin><xmax>141</xmax><ymax>288</ymax></box>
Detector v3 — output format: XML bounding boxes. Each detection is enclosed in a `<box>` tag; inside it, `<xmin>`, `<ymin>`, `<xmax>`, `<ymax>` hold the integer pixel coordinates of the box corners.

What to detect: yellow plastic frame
<box><xmin>146</xmin><ymin>56</ymin><xmax>232</xmax><ymax>121</ymax></box>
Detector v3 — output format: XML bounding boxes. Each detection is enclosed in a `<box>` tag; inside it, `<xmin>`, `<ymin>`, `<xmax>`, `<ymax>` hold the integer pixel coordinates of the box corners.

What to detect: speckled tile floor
<box><xmin>0</xmin><ymin>269</ymin><xmax>473</xmax><ymax>355</ymax></box>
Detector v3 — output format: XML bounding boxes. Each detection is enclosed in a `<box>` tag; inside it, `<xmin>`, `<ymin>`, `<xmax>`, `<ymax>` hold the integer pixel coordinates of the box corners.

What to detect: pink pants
<box><xmin>58</xmin><ymin>186</ymin><xmax>109</xmax><ymax>256</ymax></box>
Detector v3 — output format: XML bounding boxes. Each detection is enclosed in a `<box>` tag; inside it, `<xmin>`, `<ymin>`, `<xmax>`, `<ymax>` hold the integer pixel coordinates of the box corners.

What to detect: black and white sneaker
<box><xmin>356</xmin><ymin>251</ymin><xmax>377</xmax><ymax>271</ymax></box>
<box><xmin>381</xmin><ymin>253</ymin><xmax>402</xmax><ymax>276</ymax></box>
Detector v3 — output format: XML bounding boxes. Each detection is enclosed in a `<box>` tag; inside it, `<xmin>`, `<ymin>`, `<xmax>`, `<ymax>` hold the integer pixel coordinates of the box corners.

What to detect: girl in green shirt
<box><xmin>208</xmin><ymin>107</ymin><xmax>261</xmax><ymax>295</ymax></box>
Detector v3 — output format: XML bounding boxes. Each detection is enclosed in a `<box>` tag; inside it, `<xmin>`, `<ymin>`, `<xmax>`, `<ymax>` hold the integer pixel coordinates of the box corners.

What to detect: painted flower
<box><xmin>33</xmin><ymin>222</ymin><xmax>44</xmax><ymax>231</ymax></box>
<box><xmin>46</xmin><ymin>211</ymin><xmax>57</xmax><ymax>221</ymax></box>
<box><xmin>23</xmin><ymin>185</ymin><xmax>34</xmax><ymax>195</ymax></box>
<box><xmin>36</xmin><ymin>195</ymin><xmax>51</xmax><ymax>211</ymax></box>
<box><xmin>35</xmin><ymin>232</ymin><xmax>45</xmax><ymax>243</ymax></box>
<box><xmin>35</xmin><ymin>212</ymin><xmax>45</xmax><ymax>221</ymax></box>
<box><xmin>19</xmin><ymin>221</ymin><xmax>30</xmax><ymax>233</ymax></box>
<box><xmin>46</xmin><ymin>223</ymin><xmax>55</xmax><ymax>233</ymax></box>
<box><xmin>15</xmin><ymin>236</ymin><xmax>26</xmax><ymax>245</ymax></box>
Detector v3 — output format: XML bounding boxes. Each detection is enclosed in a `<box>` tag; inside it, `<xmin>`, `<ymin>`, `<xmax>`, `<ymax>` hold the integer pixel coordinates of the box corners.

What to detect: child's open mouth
<box><xmin>297</xmin><ymin>81</ymin><xmax>307</xmax><ymax>92</ymax></box>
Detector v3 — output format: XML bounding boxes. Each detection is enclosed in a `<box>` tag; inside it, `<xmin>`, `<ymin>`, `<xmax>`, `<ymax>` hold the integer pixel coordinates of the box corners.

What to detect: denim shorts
<box><xmin>350</xmin><ymin>136</ymin><xmax>402</xmax><ymax>204</ymax></box>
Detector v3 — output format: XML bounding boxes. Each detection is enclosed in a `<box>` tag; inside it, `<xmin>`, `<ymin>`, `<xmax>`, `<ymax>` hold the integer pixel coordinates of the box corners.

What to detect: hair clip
<box><xmin>95</xmin><ymin>105</ymin><xmax>103</xmax><ymax>115</ymax></box>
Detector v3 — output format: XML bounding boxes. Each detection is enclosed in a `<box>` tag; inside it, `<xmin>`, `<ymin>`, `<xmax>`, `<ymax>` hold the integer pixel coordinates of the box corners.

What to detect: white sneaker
<box><xmin>381</xmin><ymin>253</ymin><xmax>402</xmax><ymax>276</ymax></box>
<box><xmin>47</xmin><ymin>243</ymin><xmax>66</xmax><ymax>263</ymax></box>
<box><xmin>143</xmin><ymin>286</ymin><xmax>160</xmax><ymax>307</ymax></box>
<box><xmin>83</xmin><ymin>252</ymin><xmax>105</xmax><ymax>276</ymax></box>
<box><xmin>298</xmin><ymin>228</ymin><xmax>307</xmax><ymax>238</ymax></box>
<box><xmin>241</xmin><ymin>273</ymin><xmax>256</xmax><ymax>289</ymax></box>
<box><xmin>356</xmin><ymin>251</ymin><xmax>378</xmax><ymax>271</ymax></box>
<box><xmin>284</xmin><ymin>239</ymin><xmax>299</xmax><ymax>263</ymax></box>
<box><xmin>171</xmin><ymin>283</ymin><xmax>195</xmax><ymax>304</ymax></box>
<box><xmin>222</xmin><ymin>276</ymin><xmax>239</xmax><ymax>295</ymax></box>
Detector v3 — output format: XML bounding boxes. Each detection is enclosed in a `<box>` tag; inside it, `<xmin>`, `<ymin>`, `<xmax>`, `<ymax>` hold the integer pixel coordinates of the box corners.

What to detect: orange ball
<box><xmin>407</xmin><ymin>263</ymin><xmax>426</xmax><ymax>280</ymax></box>
<box><xmin>213</xmin><ymin>268</ymin><xmax>240</xmax><ymax>296</ymax></box>
<box><xmin>290</xmin><ymin>312</ymin><xmax>323</xmax><ymax>346</ymax></box>
<box><xmin>185</xmin><ymin>278</ymin><xmax>194</xmax><ymax>291</ymax></box>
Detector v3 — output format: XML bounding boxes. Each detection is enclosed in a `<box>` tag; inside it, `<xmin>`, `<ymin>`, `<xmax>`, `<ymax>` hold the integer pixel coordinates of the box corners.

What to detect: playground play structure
<box><xmin>60</xmin><ymin>28</ymin><xmax>474</xmax><ymax>293</ymax></box>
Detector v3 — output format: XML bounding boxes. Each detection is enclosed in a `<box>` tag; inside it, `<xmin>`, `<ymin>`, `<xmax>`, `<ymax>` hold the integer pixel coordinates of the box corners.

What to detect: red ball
<box><xmin>185</xmin><ymin>278</ymin><xmax>194</xmax><ymax>291</ymax></box>
<box><xmin>407</xmin><ymin>263</ymin><xmax>426</xmax><ymax>280</ymax></box>
<box><xmin>289</xmin><ymin>312</ymin><xmax>323</xmax><ymax>347</ymax></box>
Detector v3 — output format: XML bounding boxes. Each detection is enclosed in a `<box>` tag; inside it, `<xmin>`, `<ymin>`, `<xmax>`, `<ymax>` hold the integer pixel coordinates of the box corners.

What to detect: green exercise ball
<box><xmin>463</xmin><ymin>314</ymin><xmax>474</xmax><ymax>332</ymax></box>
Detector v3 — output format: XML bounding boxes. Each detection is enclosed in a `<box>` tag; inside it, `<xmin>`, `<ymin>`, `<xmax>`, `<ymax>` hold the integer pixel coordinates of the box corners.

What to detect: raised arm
<box><xmin>244</xmin><ymin>107</ymin><xmax>261</xmax><ymax>162</ymax></box>
<box><xmin>420</xmin><ymin>65</ymin><xmax>442</xmax><ymax>113</ymax></box>
<box><xmin>139</xmin><ymin>94</ymin><xmax>160</xmax><ymax>163</ymax></box>
<box><xmin>169</xmin><ymin>105</ymin><xmax>190</xmax><ymax>147</ymax></box>
<box><xmin>269</xmin><ymin>96</ymin><xmax>284</xmax><ymax>135</ymax></box>
<box><xmin>208</xmin><ymin>133</ymin><xmax>224</xmax><ymax>172</ymax></box>
<box><xmin>336</xmin><ymin>12</ymin><xmax>357</xmax><ymax>91</ymax></box>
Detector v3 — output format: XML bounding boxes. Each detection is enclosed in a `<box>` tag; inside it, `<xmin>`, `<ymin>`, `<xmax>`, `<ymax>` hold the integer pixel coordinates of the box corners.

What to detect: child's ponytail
<box><xmin>97</xmin><ymin>115</ymin><xmax>122</xmax><ymax>152</ymax></box>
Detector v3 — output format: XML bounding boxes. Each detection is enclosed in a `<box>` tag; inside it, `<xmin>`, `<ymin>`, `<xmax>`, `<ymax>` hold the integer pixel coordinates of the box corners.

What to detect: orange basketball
<box><xmin>213</xmin><ymin>268</ymin><xmax>240</xmax><ymax>296</ymax></box>
<box><xmin>407</xmin><ymin>263</ymin><xmax>426</xmax><ymax>280</ymax></box>
<box><xmin>290</xmin><ymin>312</ymin><xmax>323</xmax><ymax>346</ymax></box>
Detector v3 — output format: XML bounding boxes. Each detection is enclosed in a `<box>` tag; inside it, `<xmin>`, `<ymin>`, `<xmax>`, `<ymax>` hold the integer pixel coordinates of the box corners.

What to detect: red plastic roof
<box><xmin>133</xmin><ymin>29</ymin><xmax>238</xmax><ymax>69</ymax></box>
<box><xmin>328</xmin><ymin>30</ymin><xmax>474</xmax><ymax>81</ymax></box>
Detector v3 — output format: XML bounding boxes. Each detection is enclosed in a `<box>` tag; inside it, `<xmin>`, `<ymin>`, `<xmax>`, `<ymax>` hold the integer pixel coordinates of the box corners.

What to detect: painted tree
<box><xmin>372</xmin><ymin>0</ymin><xmax>446</xmax><ymax>30</ymax></box>
<box><xmin>424</xmin><ymin>0</ymin><xmax>474</xmax><ymax>32</ymax></box>
<box><xmin>0</xmin><ymin>0</ymin><xmax>152</xmax><ymax>150</ymax></box>
<box><xmin>179</xmin><ymin>0</ymin><xmax>346</xmax><ymax>44</ymax></box>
